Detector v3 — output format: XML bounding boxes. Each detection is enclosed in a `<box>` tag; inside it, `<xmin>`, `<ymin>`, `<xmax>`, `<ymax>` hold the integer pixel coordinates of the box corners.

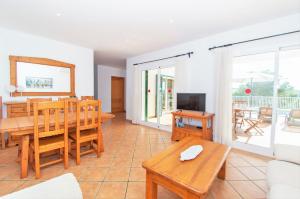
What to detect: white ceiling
<box><xmin>0</xmin><ymin>0</ymin><xmax>299</xmax><ymax>67</ymax></box>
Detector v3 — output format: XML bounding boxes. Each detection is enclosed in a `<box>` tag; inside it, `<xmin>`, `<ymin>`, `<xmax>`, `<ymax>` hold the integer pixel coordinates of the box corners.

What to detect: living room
<box><xmin>0</xmin><ymin>1</ymin><xmax>299</xmax><ymax>199</ymax></box>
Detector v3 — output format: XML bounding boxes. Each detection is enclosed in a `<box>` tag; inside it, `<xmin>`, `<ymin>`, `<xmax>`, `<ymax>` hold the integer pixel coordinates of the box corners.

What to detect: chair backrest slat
<box><xmin>54</xmin><ymin>109</ymin><xmax>60</xmax><ymax>131</ymax></box>
<box><xmin>84</xmin><ymin>103</ymin><xmax>88</xmax><ymax>126</ymax></box>
<box><xmin>91</xmin><ymin>105</ymin><xmax>96</xmax><ymax>126</ymax></box>
<box><xmin>44</xmin><ymin>109</ymin><xmax>50</xmax><ymax>133</ymax></box>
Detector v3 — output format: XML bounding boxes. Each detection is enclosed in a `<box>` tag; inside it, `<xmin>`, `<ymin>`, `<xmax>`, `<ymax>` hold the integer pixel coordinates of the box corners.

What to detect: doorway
<box><xmin>111</xmin><ymin>76</ymin><xmax>125</xmax><ymax>113</ymax></box>
<box><xmin>141</xmin><ymin>66</ymin><xmax>176</xmax><ymax>130</ymax></box>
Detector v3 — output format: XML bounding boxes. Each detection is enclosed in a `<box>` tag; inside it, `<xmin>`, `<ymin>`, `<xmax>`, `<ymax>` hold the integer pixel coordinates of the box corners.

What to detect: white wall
<box><xmin>97</xmin><ymin>65</ymin><xmax>126</xmax><ymax>112</ymax></box>
<box><xmin>0</xmin><ymin>27</ymin><xmax>94</xmax><ymax>117</ymax></box>
<box><xmin>126</xmin><ymin>13</ymin><xmax>300</xmax><ymax>120</ymax></box>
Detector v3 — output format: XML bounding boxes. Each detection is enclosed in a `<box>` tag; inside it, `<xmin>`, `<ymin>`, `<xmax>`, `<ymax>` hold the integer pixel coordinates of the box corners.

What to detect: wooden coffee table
<box><xmin>142</xmin><ymin>137</ymin><xmax>231</xmax><ymax>199</ymax></box>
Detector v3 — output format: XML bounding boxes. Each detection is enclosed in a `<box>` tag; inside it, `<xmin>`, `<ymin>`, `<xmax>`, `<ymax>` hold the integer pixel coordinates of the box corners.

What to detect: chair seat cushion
<box><xmin>267</xmin><ymin>160</ymin><xmax>300</xmax><ymax>189</ymax></box>
<box><xmin>30</xmin><ymin>135</ymin><xmax>65</xmax><ymax>153</ymax></box>
<box><xmin>69</xmin><ymin>129</ymin><xmax>98</xmax><ymax>142</ymax></box>
<box><xmin>268</xmin><ymin>184</ymin><xmax>300</xmax><ymax>199</ymax></box>
<box><xmin>1</xmin><ymin>173</ymin><xmax>82</xmax><ymax>199</ymax></box>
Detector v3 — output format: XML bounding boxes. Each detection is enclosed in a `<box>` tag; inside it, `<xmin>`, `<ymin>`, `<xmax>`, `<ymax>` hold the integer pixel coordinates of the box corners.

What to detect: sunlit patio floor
<box><xmin>234</xmin><ymin>116</ymin><xmax>300</xmax><ymax>147</ymax></box>
<box><xmin>147</xmin><ymin>113</ymin><xmax>173</xmax><ymax>126</ymax></box>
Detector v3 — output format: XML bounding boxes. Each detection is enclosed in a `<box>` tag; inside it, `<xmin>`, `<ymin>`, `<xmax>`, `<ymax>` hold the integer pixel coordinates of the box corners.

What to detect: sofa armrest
<box><xmin>274</xmin><ymin>144</ymin><xmax>300</xmax><ymax>165</ymax></box>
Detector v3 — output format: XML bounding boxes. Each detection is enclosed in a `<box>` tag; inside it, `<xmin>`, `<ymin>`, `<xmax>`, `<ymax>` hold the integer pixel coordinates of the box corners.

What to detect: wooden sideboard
<box><xmin>171</xmin><ymin>111</ymin><xmax>215</xmax><ymax>141</ymax></box>
<box><xmin>4</xmin><ymin>101</ymin><xmax>29</xmax><ymax>118</ymax></box>
<box><xmin>3</xmin><ymin>101</ymin><xmax>28</xmax><ymax>147</ymax></box>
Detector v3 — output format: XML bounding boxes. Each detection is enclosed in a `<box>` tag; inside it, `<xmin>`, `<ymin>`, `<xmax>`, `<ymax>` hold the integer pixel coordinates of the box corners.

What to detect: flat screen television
<box><xmin>177</xmin><ymin>93</ymin><xmax>206</xmax><ymax>112</ymax></box>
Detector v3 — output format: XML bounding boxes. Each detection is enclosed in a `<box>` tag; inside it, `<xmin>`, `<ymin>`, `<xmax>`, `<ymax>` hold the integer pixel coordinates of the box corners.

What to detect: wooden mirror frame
<box><xmin>10</xmin><ymin>56</ymin><xmax>75</xmax><ymax>97</ymax></box>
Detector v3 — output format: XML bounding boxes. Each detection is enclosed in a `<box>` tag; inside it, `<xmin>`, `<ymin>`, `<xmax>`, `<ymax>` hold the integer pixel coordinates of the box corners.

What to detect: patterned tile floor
<box><xmin>0</xmin><ymin>114</ymin><xmax>271</xmax><ymax>199</ymax></box>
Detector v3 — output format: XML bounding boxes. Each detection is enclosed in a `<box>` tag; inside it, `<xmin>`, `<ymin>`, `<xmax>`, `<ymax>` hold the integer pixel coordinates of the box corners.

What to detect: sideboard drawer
<box><xmin>6</xmin><ymin>102</ymin><xmax>28</xmax><ymax>118</ymax></box>
<box><xmin>10</xmin><ymin>106</ymin><xmax>27</xmax><ymax>113</ymax></box>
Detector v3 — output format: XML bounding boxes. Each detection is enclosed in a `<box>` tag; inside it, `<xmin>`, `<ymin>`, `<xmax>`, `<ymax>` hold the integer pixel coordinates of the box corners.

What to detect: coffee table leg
<box><xmin>217</xmin><ymin>161</ymin><xmax>226</xmax><ymax>180</ymax></box>
<box><xmin>146</xmin><ymin>171</ymin><xmax>157</xmax><ymax>199</ymax></box>
<box><xmin>20</xmin><ymin>135</ymin><xmax>29</xmax><ymax>179</ymax></box>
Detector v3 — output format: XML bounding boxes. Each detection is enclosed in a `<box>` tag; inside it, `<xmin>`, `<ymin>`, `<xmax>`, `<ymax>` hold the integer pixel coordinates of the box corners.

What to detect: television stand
<box><xmin>171</xmin><ymin>111</ymin><xmax>215</xmax><ymax>141</ymax></box>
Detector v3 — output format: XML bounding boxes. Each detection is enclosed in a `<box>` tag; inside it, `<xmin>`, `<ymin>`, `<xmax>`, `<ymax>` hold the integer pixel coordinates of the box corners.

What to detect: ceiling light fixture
<box><xmin>56</xmin><ymin>13</ymin><xmax>62</xmax><ymax>17</ymax></box>
<box><xmin>169</xmin><ymin>19</ymin><xmax>174</xmax><ymax>24</ymax></box>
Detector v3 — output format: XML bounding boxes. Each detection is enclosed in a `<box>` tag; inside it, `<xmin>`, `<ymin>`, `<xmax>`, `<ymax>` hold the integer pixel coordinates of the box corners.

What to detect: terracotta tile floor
<box><xmin>0</xmin><ymin>113</ymin><xmax>272</xmax><ymax>199</ymax></box>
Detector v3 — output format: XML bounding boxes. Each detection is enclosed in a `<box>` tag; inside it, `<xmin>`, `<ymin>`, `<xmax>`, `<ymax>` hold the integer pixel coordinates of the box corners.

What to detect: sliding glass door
<box><xmin>232</xmin><ymin>47</ymin><xmax>300</xmax><ymax>155</ymax></box>
<box><xmin>232</xmin><ymin>52</ymin><xmax>275</xmax><ymax>152</ymax></box>
<box><xmin>274</xmin><ymin>48</ymin><xmax>300</xmax><ymax>145</ymax></box>
<box><xmin>159</xmin><ymin>67</ymin><xmax>175</xmax><ymax>126</ymax></box>
<box><xmin>141</xmin><ymin>66</ymin><xmax>175</xmax><ymax>130</ymax></box>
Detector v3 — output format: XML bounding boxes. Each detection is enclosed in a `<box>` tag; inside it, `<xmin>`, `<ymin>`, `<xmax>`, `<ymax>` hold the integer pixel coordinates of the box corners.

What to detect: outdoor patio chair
<box><xmin>286</xmin><ymin>109</ymin><xmax>300</xmax><ymax>127</ymax></box>
<box><xmin>233</xmin><ymin>109</ymin><xmax>245</xmax><ymax>128</ymax></box>
<box><xmin>258</xmin><ymin>107</ymin><xmax>272</xmax><ymax>123</ymax></box>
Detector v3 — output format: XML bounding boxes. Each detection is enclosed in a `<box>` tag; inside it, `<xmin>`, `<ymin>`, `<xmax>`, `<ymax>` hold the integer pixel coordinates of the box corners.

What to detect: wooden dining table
<box><xmin>0</xmin><ymin>112</ymin><xmax>115</xmax><ymax>178</ymax></box>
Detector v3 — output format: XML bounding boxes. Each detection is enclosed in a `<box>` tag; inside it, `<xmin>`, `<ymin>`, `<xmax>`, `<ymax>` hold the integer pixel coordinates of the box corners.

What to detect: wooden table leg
<box><xmin>146</xmin><ymin>171</ymin><xmax>158</xmax><ymax>199</ymax></box>
<box><xmin>20</xmin><ymin>135</ymin><xmax>29</xmax><ymax>179</ymax></box>
<box><xmin>1</xmin><ymin>131</ymin><xmax>5</xmax><ymax>149</ymax></box>
<box><xmin>217</xmin><ymin>161</ymin><xmax>226</xmax><ymax>180</ymax></box>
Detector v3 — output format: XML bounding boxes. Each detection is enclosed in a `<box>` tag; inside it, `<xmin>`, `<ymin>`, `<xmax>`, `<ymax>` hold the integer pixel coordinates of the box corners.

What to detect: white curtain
<box><xmin>132</xmin><ymin>66</ymin><xmax>141</xmax><ymax>124</ymax></box>
<box><xmin>213</xmin><ymin>47</ymin><xmax>233</xmax><ymax>145</ymax></box>
<box><xmin>174</xmin><ymin>58</ymin><xmax>190</xmax><ymax>93</ymax></box>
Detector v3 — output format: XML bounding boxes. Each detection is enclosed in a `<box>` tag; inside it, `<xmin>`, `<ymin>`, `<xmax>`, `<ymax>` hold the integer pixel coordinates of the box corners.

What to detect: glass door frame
<box><xmin>232</xmin><ymin>50</ymin><xmax>277</xmax><ymax>156</ymax></box>
<box><xmin>139</xmin><ymin>64</ymin><xmax>175</xmax><ymax>132</ymax></box>
<box><xmin>232</xmin><ymin>45</ymin><xmax>300</xmax><ymax>156</ymax></box>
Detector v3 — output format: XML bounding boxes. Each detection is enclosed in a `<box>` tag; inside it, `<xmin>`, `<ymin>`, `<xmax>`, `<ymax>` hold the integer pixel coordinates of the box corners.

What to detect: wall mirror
<box><xmin>10</xmin><ymin>56</ymin><xmax>75</xmax><ymax>96</ymax></box>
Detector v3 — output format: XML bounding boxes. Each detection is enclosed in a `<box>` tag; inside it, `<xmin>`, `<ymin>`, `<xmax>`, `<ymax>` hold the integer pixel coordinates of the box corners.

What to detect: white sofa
<box><xmin>267</xmin><ymin>144</ymin><xmax>300</xmax><ymax>199</ymax></box>
<box><xmin>1</xmin><ymin>173</ymin><xmax>82</xmax><ymax>199</ymax></box>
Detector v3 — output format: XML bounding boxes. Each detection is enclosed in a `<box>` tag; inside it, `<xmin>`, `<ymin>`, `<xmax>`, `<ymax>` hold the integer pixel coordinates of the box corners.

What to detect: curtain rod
<box><xmin>133</xmin><ymin>52</ymin><xmax>193</xmax><ymax>66</ymax></box>
<box><xmin>208</xmin><ymin>30</ymin><xmax>300</xmax><ymax>51</ymax></box>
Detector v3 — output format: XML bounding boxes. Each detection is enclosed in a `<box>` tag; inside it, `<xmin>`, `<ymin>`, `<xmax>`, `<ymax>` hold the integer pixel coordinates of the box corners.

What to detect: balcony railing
<box><xmin>233</xmin><ymin>96</ymin><xmax>300</xmax><ymax>109</ymax></box>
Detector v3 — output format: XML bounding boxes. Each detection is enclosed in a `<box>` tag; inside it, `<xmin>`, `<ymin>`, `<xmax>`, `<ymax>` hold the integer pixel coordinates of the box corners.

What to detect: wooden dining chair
<box><xmin>29</xmin><ymin>101</ymin><xmax>69</xmax><ymax>179</ymax></box>
<box><xmin>69</xmin><ymin>100</ymin><xmax>103</xmax><ymax>165</ymax></box>
<box><xmin>27</xmin><ymin>98</ymin><xmax>52</xmax><ymax>116</ymax></box>
<box><xmin>58</xmin><ymin>97</ymin><xmax>78</xmax><ymax>136</ymax></box>
<box><xmin>81</xmin><ymin>96</ymin><xmax>94</xmax><ymax>100</ymax></box>
<box><xmin>6</xmin><ymin>99</ymin><xmax>52</xmax><ymax>148</ymax></box>
<box><xmin>14</xmin><ymin>98</ymin><xmax>53</xmax><ymax>156</ymax></box>
<box><xmin>58</xmin><ymin>97</ymin><xmax>78</xmax><ymax>113</ymax></box>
